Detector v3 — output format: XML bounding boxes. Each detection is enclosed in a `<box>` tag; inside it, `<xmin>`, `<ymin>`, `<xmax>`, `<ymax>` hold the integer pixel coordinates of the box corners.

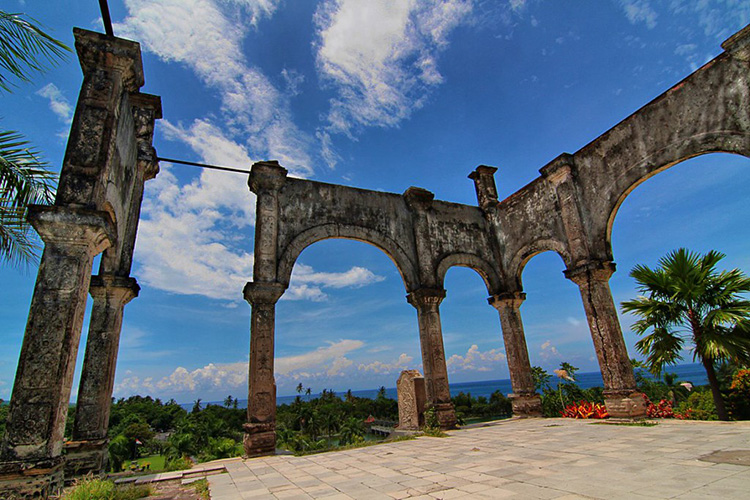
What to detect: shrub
<box><xmin>676</xmin><ymin>390</ymin><xmax>718</xmax><ymax>420</ymax></box>
<box><xmin>728</xmin><ymin>369</ymin><xmax>750</xmax><ymax>420</ymax></box>
<box><xmin>560</xmin><ymin>401</ymin><xmax>609</xmax><ymax>419</ymax></box>
<box><xmin>62</xmin><ymin>476</ymin><xmax>150</xmax><ymax>500</ymax></box>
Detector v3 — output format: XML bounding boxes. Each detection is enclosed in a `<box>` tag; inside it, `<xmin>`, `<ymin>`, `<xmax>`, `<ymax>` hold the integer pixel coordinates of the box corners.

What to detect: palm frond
<box><xmin>0</xmin><ymin>130</ymin><xmax>57</xmax><ymax>268</ymax></box>
<box><xmin>0</xmin><ymin>11</ymin><xmax>70</xmax><ymax>93</ymax></box>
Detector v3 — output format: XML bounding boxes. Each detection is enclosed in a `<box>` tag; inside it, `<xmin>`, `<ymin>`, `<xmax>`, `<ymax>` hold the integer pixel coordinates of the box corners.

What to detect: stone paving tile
<box><xmin>208</xmin><ymin>419</ymin><xmax>750</xmax><ymax>499</ymax></box>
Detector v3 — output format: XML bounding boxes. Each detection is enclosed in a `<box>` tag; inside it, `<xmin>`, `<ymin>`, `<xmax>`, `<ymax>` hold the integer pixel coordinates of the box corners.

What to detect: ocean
<box><xmin>190</xmin><ymin>362</ymin><xmax>709</xmax><ymax>410</ymax></box>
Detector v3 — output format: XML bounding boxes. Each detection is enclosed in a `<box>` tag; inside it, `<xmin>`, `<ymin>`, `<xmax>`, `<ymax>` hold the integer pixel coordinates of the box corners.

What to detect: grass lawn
<box><xmin>128</xmin><ymin>454</ymin><xmax>167</xmax><ymax>472</ymax></box>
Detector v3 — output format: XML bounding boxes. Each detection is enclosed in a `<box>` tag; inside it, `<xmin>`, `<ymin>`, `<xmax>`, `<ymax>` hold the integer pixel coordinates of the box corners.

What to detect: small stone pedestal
<box><xmin>397</xmin><ymin>370</ymin><xmax>426</xmax><ymax>430</ymax></box>
<box><xmin>0</xmin><ymin>456</ymin><xmax>64</xmax><ymax>499</ymax></box>
<box><xmin>604</xmin><ymin>390</ymin><xmax>648</xmax><ymax>419</ymax></box>
<box><xmin>243</xmin><ymin>422</ymin><xmax>276</xmax><ymax>457</ymax></box>
<box><xmin>63</xmin><ymin>438</ymin><xmax>108</xmax><ymax>479</ymax></box>
<box><xmin>510</xmin><ymin>392</ymin><xmax>543</xmax><ymax>417</ymax></box>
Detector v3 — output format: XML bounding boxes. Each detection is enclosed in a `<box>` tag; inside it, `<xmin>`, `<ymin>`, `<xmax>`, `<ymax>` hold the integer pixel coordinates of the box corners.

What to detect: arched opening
<box><xmin>610</xmin><ymin>152</ymin><xmax>750</xmax><ymax>368</ymax></box>
<box><xmin>277</xmin><ymin>224</ymin><xmax>420</xmax><ymax>292</ymax></box>
<box><xmin>518</xmin><ymin>250</ymin><xmax>597</xmax><ymax>378</ymax></box>
<box><xmin>441</xmin><ymin>266</ymin><xmax>511</xmax><ymax>406</ymax></box>
<box><xmin>275</xmin><ymin>239</ymin><xmax>421</xmax><ymax>399</ymax></box>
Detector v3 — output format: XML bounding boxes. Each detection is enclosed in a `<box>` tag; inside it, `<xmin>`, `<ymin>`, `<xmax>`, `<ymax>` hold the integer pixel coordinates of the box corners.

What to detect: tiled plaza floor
<box><xmin>207</xmin><ymin>418</ymin><xmax>750</xmax><ymax>499</ymax></box>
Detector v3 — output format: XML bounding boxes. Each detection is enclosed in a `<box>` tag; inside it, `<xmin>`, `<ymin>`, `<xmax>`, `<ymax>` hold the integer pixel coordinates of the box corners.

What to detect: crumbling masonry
<box><xmin>1</xmin><ymin>23</ymin><xmax>749</xmax><ymax>496</ymax></box>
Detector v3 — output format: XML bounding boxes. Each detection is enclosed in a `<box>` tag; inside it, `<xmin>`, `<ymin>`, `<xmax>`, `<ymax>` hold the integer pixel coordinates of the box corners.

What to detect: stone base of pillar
<box><xmin>0</xmin><ymin>456</ymin><xmax>64</xmax><ymax>499</ymax></box>
<box><xmin>63</xmin><ymin>438</ymin><xmax>108</xmax><ymax>479</ymax></box>
<box><xmin>510</xmin><ymin>392</ymin><xmax>543</xmax><ymax>417</ymax></box>
<box><xmin>432</xmin><ymin>403</ymin><xmax>458</xmax><ymax>429</ymax></box>
<box><xmin>243</xmin><ymin>422</ymin><xmax>276</xmax><ymax>457</ymax></box>
<box><xmin>604</xmin><ymin>390</ymin><xmax>647</xmax><ymax>419</ymax></box>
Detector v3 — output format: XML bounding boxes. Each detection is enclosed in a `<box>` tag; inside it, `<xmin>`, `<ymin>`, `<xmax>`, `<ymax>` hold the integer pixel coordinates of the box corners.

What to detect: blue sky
<box><xmin>1</xmin><ymin>0</ymin><xmax>749</xmax><ymax>403</ymax></box>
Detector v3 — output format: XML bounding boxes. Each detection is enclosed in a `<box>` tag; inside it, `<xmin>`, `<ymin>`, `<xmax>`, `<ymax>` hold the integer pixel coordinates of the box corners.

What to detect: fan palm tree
<box><xmin>622</xmin><ymin>248</ymin><xmax>750</xmax><ymax>420</ymax></box>
<box><xmin>1</xmin><ymin>10</ymin><xmax>68</xmax><ymax>267</ymax></box>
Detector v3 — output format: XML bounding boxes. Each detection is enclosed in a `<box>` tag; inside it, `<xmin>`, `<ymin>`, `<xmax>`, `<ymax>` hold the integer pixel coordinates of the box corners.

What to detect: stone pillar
<box><xmin>248</xmin><ymin>161</ymin><xmax>287</xmax><ymax>282</ymax></box>
<box><xmin>64</xmin><ymin>275</ymin><xmax>139</xmax><ymax>477</ymax></box>
<box><xmin>406</xmin><ymin>288</ymin><xmax>457</xmax><ymax>429</ymax></box>
<box><xmin>397</xmin><ymin>370</ymin><xmax>426</xmax><ymax>430</ymax></box>
<box><xmin>565</xmin><ymin>261</ymin><xmax>646</xmax><ymax>418</ymax></box>
<box><xmin>488</xmin><ymin>292</ymin><xmax>542</xmax><ymax>416</ymax></box>
<box><xmin>243</xmin><ymin>282</ymin><xmax>286</xmax><ymax>457</ymax></box>
<box><xmin>0</xmin><ymin>206</ymin><xmax>113</xmax><ymax>497</ymax></box>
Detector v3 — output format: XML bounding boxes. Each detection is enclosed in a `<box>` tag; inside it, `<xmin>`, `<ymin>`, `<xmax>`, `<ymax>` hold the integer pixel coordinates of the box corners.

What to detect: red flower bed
<box><xmin>560</xmin><ymin>401</ymin><xmax>609</xmax><ymax>419</ymax></box>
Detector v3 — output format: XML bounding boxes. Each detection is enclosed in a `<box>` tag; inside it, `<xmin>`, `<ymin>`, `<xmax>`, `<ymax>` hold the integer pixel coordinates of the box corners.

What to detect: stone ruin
<box><xmin>1</xmin><ymin>22</ymin><xmax>749</xmax><ymax>498</ymax></box>
<box><xmin>397</xmin><ymin>370</ymin><xmax>426</xmax><ymax>430</ymax></box>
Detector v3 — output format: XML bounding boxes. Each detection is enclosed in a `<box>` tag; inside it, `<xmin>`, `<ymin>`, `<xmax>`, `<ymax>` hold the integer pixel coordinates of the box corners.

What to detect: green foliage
<box><xmin>191</xmin><ymin>478</ymin><xmax>210</xmax><ymax>499</ymax></box>
<box><xmin>0</xmin><ymin>11</ymin><xmax>66</xmax><ymax>267</ymax></box>
<box><xmin>62</xmin><ymin>476</ymin><xmax>150</xmax><ymax>500</ymax></box>
<box><xmin>539</xmin><ymin>363</ymin><xmax>604</xmax><ymax>417</ymax></box>
<box><xmin>727</xmin><ymin>368</ymin><xmax>750</xmax><ymax>420</ymax></box>
<box><xmin>531</xmin><ymin>366</ymin><xmax>551</xmax><ymax>391</ymax></box>
<box><xmin>622</xmin><ymin>248</ymin><xmax>750</xmax><ymax>420</ymax></box>
<box><xmin>676</xmin><ymin>389</ymin><xmax>718</xmax><ymax>420</ymax></box>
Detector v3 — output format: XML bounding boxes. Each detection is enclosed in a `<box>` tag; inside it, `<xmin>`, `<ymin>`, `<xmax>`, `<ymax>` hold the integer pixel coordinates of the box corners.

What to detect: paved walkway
<box><xmin>208</xmin><ymin>418</ymin><xmax>750</xmax><ymax>499</ymax></box>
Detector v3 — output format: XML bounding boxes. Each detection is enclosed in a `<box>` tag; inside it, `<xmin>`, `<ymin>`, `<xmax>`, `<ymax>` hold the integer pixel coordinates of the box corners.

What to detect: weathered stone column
<box><xmin>0</xmin><ymin>206</ymin><xmax>113</xmax><ymax>497</ymax></box>
<box><xmin>64</xmin><ymin>275</ymin><xmax>139</xmax><ymax>476</ymax></box>
<box><xmin>488</xmin><ymin>292</ymin><xmax>542</xmax><ymax>416</ymax></box>
<box><xmin>565</xmin><ymin>261</ymin><xmax>646</xmax><ymax>418</ymax></box>
<box><xmin>406</xmin><ymin>288</ymin><xmax>457</xmax><ymax>429</ymax></box>
<box><xmin>243</xmin><ymin>282</ymin><xmax>286</xmax><ymax>457</ymax></box>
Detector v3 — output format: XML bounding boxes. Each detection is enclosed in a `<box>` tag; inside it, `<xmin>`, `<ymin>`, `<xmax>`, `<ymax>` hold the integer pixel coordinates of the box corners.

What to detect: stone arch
<box><xmin>276</xmin><ymin>223</ymin><xmax>420</xmax><ymax>292</ymax></box>
<box><xmin>435</xmin><ymin>253</ymin><xmax>503</xmax><ymax>296</ymax></box>
<box><xmin>602</xmin><ymin>135</ymin><xmax>750</xmax><ymax>256</ymax></box>
<box><xmin>508</xmin><ymin>240</ymin><xmax>571</xmax><ymax>290</ymax></box>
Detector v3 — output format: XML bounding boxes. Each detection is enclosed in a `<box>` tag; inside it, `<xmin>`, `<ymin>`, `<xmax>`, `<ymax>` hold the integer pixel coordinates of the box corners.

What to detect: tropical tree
<box><xmin>621</xmin><ymin>248</ymin><xmax>750</xmax><ymax>420</ymax></box>
<box><xmin>338</xmin><ymin>417</ymin><xmax>364</xmax><ymax>446</ymax></box>
<box><xmin>1</xmin><ymin>11</ymin><xmax>68</xmax><ymax>266</ymax></box>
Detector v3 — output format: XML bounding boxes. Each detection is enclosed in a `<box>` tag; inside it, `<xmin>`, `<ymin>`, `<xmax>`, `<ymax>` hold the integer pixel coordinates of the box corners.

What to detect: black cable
<box><xmin>156</xmin><ymin>156</ymin><xmax>251</xmax><ymax>175</ymax></box>
<box><xmin>99</xmin><ymin>0</ymin><xmax>114</xmax><ymax>36</ymax></box>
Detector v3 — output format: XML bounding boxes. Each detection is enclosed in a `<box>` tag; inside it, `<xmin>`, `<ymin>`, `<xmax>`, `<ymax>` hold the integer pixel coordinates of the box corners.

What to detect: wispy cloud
<box><xmin>36</xmin><ymin>83</ymin><xmax>73</xmax><ymax>124</ymax></box>
<box><xmin>116</xmin><ymin>339</ymin><xmax>365</xmax><ymax>396</ymax></box>
<box><xmin>358</xmin><ymin>353</ymin><xmax>415</xmax><ymax>374</ymax></box>
<box><xmin>446</xmin><ymin>344</ymin><xmax>505</xmax><ymax>373</ymax></box>
<box><xmin>618</xmin><ymin>0</ymin><xmax>658</xmax><ymax>29</ymax></box>
<box><xmin>313</xmin><ymin>0</ymin><xmax>474</xmax><ymax>165</ymax></box>
<box><xmin>116</xmin><ymin>0</ymin><xmax>312</xmax><ymax>175</ymax></box>
<box><xmin>539</xmin><ymin>340</ymin><xmax>561</xmax><ymax>361</ymax></box>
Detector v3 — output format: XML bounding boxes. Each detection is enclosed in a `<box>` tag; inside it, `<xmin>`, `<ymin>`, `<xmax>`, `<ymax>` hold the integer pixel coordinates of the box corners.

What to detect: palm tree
<box><xmin>622</xmin><ymin>248</ymin><xmax>750</xmax><ymax>420</ymax></box>
<box><xmin>1</xmin><ymin>11</ymin><xmax>68</xmax><ymax>266</ymax></box>
<box><xmin>338</xmin><ymin>417</ymin><xmax>364</xmax><ymax>446</ymax></box>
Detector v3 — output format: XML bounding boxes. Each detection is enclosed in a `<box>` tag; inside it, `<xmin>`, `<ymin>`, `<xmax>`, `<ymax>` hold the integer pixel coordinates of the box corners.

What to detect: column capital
<box><xmin>539</xmin><ymin>153</ymin><xmax>576</xmax><ymax>186</ymax></box>
<box><xmin>248</xmin><ymin>161</ymin><xmax>288</xmax><ymax>194</ymax></box>
<box><xmin>564</xmin><ymin>260</ymin><xmax>616</xmax><ymax>285</ymax></box>
<box><xmin>28</xmin><ymin>205</ymin><xmax>115</xmax><ymax>255</ymax></box>
<box><xmin>468</xmin><ymin>165</ymin><xmax>499</xmax><ymax>211</ymax></box>
<box><xmin>243</xmin><ymin>281</ymin><xmax>286</xmax><ymax>305</ymax></box>
<box><xmin>406</xmin><ymin>288</ymin><xmax>446</xmax><ymax>309</ymax></box>
<box><xmin>403</xmin><ymin>186</ymin><xmax>435</xmax><ymax>211</ymax></box>
<box><xmin>488</xmin><ymin>291</ymin><xmax>526</xmax><ymax>310</ymax></box>
<box><xmin>73</xmin><ymin>28</ymin><xmax>144</xmax><ymax>92</ymax></box>
<box><xmin>722</xmin><ymin>24</ymin><xmax>750</xmax><ymax>62</ymax></box>
<box><xmin>89</xmin><ymin>275</ymin><xmax>140</xmax><ymax>305</ymax></box>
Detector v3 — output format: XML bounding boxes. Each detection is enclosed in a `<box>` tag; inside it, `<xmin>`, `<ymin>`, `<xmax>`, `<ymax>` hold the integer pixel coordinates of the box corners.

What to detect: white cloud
<box><xmin>115</xmin><ymin>339</ymin><xmax>365</xmax><ymax>396</ymax></box>
<box><xmin>276</xmin><ymin>339</ymin><xmax>363</xmax><ymax>375</ymax></box>
<box><xmin>669</xmin><ymin>0</ymin><xmax>750</xmax><ymax>40</ymax></box>
<box><xmin>446</xmin><ymin>344</ymin><xmax>506</xmax><ymax>373</ymax></box>
<box><xmin>292</xmin><ymin>264</ymin><xmax>384</xmax><ymax>290</ymax></box>
<box><xmin>539</xmin><ymin>340</ymin><xmax>561</xmax><ymax>361</ymax></box>
<box><xmin>135</xmin><ymin>147</ymin><xmax>255</xmax><ymax>301</ymax></box>
<box><xmin>117</xmin><ymin>0</ymin><xmax>313</xmax><ymax>176</ymax></box>
<box><xmin>359</xmin><ymin>353</ymin><xmax>414</xmax><ymax>374</ymax></box>
<box><xmin>618</xmin><ymin>0</ymin><xmax>658</xmax><ymax>29</ymax></box>
<box><xmin>36</xmin><ymin>83</ymin><xmax>73</xmax><ymax>123</ymax></box>
<box><xmin>313</xmin><ymin>0</ymin><xmax>473</xmax><ymax>157</ymax></box>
